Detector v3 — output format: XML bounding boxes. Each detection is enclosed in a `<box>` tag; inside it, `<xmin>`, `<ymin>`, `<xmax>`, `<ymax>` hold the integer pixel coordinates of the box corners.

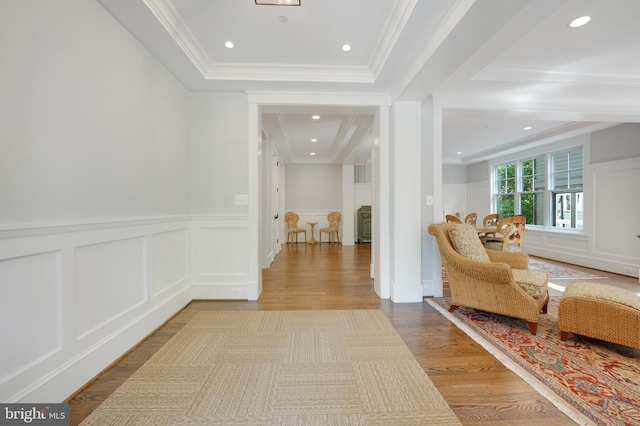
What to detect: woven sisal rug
<box><xmin>426</xmin><ymin>297</ymin><xmax>640</xmax><ymax>426</ymax></box>
<box><xmin>81</xmin><ymin>310</ymin><xmax>461</xmax><ymax>425</ymax></box>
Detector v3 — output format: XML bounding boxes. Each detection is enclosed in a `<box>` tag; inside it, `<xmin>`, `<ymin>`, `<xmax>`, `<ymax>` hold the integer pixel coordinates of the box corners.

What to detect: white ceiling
<box><xmin>98</xmin><ymin>0</ymin><xmax>640</xmax><ymax>165</ymax></box>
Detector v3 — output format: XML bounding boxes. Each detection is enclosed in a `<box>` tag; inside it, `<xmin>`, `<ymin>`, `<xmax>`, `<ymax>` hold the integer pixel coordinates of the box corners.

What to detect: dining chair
<box><xmin>285</xmin><ymin>212</ymin><xmax>307</xmax><ymax>243</ymax></box>
<box><xmin>464</xmin><ymin>213</ymin><xmax>477</xmax><ymax>226</ymax></box>
<box><xmin>445</xmin><ymin>215</ymin><xmax>462</xmax><ymax>223</ymax></box>
<box><xmin>319</xmin><ymin>211</ymin><xmax>341</xmax><ymax>243</ymax></box>
<box><xmin>482</xmin><ymin>215</ymin><xmax>526</xmax><ymax>251</ymax></box>
<box><xmin>479</xmin><ymin>213</ymin><xmax>499</xmax><ymax>238</ymax></box>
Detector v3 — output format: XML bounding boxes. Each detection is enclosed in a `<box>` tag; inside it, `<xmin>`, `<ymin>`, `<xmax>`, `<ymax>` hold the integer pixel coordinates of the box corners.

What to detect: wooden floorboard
<box><xmin>67</xmin><ymin>242</ymin><xmax>635</xmax><ymax>425</ymax></box>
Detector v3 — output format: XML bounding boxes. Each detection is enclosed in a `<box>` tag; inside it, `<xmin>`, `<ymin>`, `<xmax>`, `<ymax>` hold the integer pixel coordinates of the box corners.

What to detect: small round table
<box><xmin>307</xmin><ymin>222</ymin><xmax>318</xmax><ymax>244</ymax></box>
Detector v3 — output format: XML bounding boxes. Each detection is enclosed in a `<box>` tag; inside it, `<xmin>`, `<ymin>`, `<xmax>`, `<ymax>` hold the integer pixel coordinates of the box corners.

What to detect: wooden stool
<box><xmin>558</xmin><ymin>281</ymin><xmax>640</xmax><ymax>348</ymax></box>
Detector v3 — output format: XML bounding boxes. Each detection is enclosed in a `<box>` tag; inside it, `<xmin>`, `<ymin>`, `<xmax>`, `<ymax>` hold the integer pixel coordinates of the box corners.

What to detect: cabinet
<box><xmin>357</xmin><ymin>205</ymin><xmax>371</xmax><ymax>243</ymax></box>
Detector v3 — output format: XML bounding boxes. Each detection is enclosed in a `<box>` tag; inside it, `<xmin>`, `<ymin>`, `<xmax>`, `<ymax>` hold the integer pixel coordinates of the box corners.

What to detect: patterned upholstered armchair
<box><xmin>428</xmin><ymin>222</ymin><xmax>549</xmax><ymax>334</ymax></box>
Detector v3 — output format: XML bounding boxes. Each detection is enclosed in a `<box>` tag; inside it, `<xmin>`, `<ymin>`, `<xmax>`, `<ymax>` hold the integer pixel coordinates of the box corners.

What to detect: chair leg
<box><xmin>448</xmin><ymin>304</ymin><xmax>459</xmax><ymax>313</ymax></box>
<box><xmin>560</xmin><ymin>331</ymin><xmax>569</xmax><ymax>341</ymax></box>
<box><xmin>527</xmin><ymin>321</ymin><xmax>538</xmax><ymax>335</ymax></box>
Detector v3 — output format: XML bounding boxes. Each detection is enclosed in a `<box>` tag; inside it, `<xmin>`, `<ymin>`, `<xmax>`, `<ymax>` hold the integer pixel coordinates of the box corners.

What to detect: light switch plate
<box><xmin>235</xmin><ymin>195</ymin><xmax>248</xmax><ymax>205</ymax></box>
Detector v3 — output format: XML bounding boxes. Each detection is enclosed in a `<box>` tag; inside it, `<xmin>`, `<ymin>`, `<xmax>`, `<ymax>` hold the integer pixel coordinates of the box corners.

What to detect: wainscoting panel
<box><xmin>191</xmin><ymin>216</ymin><xmax>251</xmax><ymax>299</ymax></box>
<box><xmin>75</xmin><ymin>237</ymin><xmax>147</xmax><ymax>339</ymax></box>
<box><xmin>544</xmin><ymin>233</ymin><xmax>590</xmax><ymax>252</ymax></box>
<box><xmin>0</xmin><ymin>251</ymin><xmax>62</xmax><ymax>388</ymax></box>
<box><xmin>592</xmin><ymin>159</ymin><xmax>640</xmax><ymax>258</ymax></box>
<box><xmin>0</xmin><ymin>217</ymin><xmax>194</xmax><ymax>403</ymax></box>
<box><xmin>152</xmin><ymin>228</ymin><xmax>189</xmax><ymax>297</ymax></box>
<box><xmin>198</xmin><ymin>227</ymin><xmax>248</xmax><ymax>277</ymax></box>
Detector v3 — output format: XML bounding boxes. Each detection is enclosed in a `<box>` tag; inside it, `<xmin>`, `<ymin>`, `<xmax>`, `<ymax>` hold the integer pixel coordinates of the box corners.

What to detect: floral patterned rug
<box><xmin>528</xmin><ymin>258</ymin><xmax>608</xmax><ymax>279</ymax></box>
<box><xmin>442</xmin><ymin>258</ymin><xmax>607</xmax><ymax>283</ymax></box>
<box><xmin>426</xmin><ymin>297</ymin><xmax>640</xmax><ymax>426</ymax></box>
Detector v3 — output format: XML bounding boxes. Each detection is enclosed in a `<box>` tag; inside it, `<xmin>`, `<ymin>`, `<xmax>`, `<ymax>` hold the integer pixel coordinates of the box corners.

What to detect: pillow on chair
<box><xmin>448</xmin><ymin>224</ymin><xmax>490</xmax><ymax>263</ymax></box>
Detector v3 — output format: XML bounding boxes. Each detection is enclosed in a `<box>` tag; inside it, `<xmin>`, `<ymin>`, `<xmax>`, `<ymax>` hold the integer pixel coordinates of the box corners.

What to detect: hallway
<box><xmin>69</xmin><ymin>243</ymin><xmax>579</xmax><ymax>425</ymax></box>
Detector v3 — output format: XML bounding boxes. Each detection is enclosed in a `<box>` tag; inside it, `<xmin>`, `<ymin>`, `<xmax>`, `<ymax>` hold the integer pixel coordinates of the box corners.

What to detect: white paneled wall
<box><xmin>442</xmin><ymin>183</ymin><xmax>467</xmax><ymax>220</ymax></box>
<box><xmin>191</xmin><ymin>216</ymin><xmax>251</xmax><ymax>299</ymax></box>
<box><xmin>525</xmin><ymin>157</ymin><xmax>640</xmax><ymax>277</ymax></box>
<box><xmin>0</xmin><ymin>216</ymin><xmax>255</xmax><ymax>403</ymax></box>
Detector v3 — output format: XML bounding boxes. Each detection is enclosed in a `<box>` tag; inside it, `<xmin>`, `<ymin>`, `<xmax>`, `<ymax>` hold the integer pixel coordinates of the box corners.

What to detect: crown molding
<box><xmin>474</xmin><ymin>66</ymin><xmax>640</xmax><ymax>85</ymax></box>
<box><xmin>203</xmin><ymin>63</ymin><xmax>374</xmax><ymax>83</ymax></box>
<box><xmin>369</xmin><ymin>0</ymin><xmax>418</xmax><ymax>79</ymax></box>
<box><xmin>144</xmin><ymin>0</ymin><xmax>380</xmax><ymax>83</ymax></box>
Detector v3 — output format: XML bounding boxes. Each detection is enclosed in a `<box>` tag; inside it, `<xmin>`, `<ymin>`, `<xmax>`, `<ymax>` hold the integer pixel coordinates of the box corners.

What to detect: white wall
<box><xmin>187</xmin><ymin>92</ymin><xmax>252</xmax><ymax>299</ymax></box>
<box><xmin>284</xmin><ymin>164</ymin><xmax>343</xmax><ymax>242</ymax></box>
<box><xmin>0</xmin><ymin>1</ymin><xmax>190</xmax><ymax>225</ymax></box>
<box><xmin>188</xmin><ymin>92</ymin><xmax>249</xmax><ymax>215</ymax></box>
<box><xmin>285</xmin><ymin>164</ymin><xmax>342</xmax><ymax>211</ymax></box>
<box><xmin>0</xmin><ymin>0</ymin><xmax>194</xmax><ymax>403</ymax></box>
<box><xmin>442</xmin><ymin>184</ymin><xmax>467</xmax><ymax>220</ymax></box>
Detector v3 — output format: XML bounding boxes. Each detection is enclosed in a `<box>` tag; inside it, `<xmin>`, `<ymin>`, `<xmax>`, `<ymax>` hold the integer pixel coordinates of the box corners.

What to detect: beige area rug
<box><xmin>81</xmin><ymin>310</ymin><xmax>461</xmax><ymax>425</ymax></box>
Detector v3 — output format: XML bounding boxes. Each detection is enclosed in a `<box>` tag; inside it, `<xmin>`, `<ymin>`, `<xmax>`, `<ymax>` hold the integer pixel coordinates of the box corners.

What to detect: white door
<box><xmin>271</xmin><ymin>154</ymin><xmax>281</xmax><ymax>259</ymax></box>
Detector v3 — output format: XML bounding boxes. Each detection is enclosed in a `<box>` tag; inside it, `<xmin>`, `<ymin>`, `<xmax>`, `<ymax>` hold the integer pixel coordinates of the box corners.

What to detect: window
<box><xmin>520</xmin><ymin>156</ymin><xmax>545</xmax><ymax>225</ymax></box>
<box><xmin>551</xmin><ymin>149</ymin><xmax>583</xmax><ymax>229</ymax></box>
<box><xmin>491</xmin><ymin>147</ymin><xmax>583</xmax><ymax>230</ymax></box>
<box><xmin>495</xmin><ymin>163</ymin><xmax>515</xmax><ymax>217</ymax></box>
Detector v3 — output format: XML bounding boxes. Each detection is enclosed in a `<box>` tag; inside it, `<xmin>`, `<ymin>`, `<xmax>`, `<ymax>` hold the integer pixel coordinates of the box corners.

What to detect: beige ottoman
<box><xmin>558</xmin><ymin>281</ymin><xmax>640</xmax><ymax>349</ymax></box>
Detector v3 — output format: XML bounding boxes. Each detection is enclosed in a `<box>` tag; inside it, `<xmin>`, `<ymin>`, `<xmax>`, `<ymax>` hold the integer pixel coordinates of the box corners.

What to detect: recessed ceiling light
<box><xmin>310</xmin><ymin>152</ymin><xmax>316</xmax><ymax>156</ymax></box>
<box><xmin>342</xmin><ymin>44</ymin><xmax>351</xmax><ymax>52</ymax></box>
<box><xmin>523</xmin><ymin>126</ymin><xmax>533</xmax><ymax>130</ymax></box>
<box><xmin>456</xmin><ymin>151</ymin><xmax>463</xmax><ymax>155</ymax></box>
<box><xmin>312</xmin><ymin>115</ymin><xmax>320</xmax><ymax>120</ymax></box>
<box><xmin>311</xmin><ymin>138</ymin><xmax>318</xmax><ymax>142</ymax></box>
<box><xmin>569</xmin><ymin>16</ymin><xmax>591</xmax><ymax>28</ymax></box>
<box><xmin>224</xmin><ymin>41</ymin><xmax>234</xmax><ymax>49</ymax></box>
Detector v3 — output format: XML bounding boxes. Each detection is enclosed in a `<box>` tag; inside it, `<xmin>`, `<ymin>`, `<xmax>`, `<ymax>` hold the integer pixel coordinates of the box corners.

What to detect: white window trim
<box><xmin>488</xmin><ymin>135</ymin><xmax>590</xmax><ymax>234</ymax></box>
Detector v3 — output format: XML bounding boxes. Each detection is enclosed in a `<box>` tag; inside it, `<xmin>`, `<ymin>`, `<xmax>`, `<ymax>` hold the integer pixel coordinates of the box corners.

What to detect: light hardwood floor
<box><xmin>67</xmin><ymin>242</ymin><xmax>638</xmax><ymax>425</ymax></box>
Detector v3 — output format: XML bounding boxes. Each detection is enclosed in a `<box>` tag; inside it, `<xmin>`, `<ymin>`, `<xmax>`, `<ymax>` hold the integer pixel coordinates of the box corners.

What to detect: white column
<box><xmin>390</xmin><ymin>101</ymin><xmax>423</xmax><ymax>302</ymax></box>
<box><xmin>342</xmin><ymin>165</ymin><xmax>355</xmax><ymax>245</ymax></box>
<box><xmin>372</xmin><ymin>106</ymin><xmax>391</xmax><ymax>299</ymax></box>
<box><xmin>247</xmin><ymin>102</ymin><xmax>261</xmax><ymax>300</ymax></box>
<box><xmin>422</xmin><ymin>98</ymin><xmax>444</xmax><ymax>297</ymax></box>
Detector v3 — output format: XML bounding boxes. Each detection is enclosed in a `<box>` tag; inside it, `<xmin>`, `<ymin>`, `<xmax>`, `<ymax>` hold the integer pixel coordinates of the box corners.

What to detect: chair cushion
<box><xmin>320</xmin><ymin>227</ymin><xmax>338</xmax><ymax>232</ymax></box>
<box><xmin>448</xmin><ymin>224</ymin><xmax>490</xmax><ymax>263</ymax></box>
<box><xmin>512</xmin><ymin>269</ymin><xmax>548</xmax><ymax>299</ymax></box>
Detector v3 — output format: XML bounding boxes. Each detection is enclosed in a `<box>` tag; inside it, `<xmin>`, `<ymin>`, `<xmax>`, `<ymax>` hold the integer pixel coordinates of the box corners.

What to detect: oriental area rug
<box><xmin>81</xmin><ymin>310</ymin><xmax>461</xmax><ymax>425</ymax></box>
<box><xmin>426</xmin><ymin>297</ymin><xmax>640</xmax><ymax>426</ymax></box>
<box><xmin>442</xmin><ymin>258</ymin><xmax>607</xmax><ymax>283</ymax></box>
<box><xmin>527</xmin><ymin>258</ymin><xmax>608</xmax><ymax>280</ymax></box>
